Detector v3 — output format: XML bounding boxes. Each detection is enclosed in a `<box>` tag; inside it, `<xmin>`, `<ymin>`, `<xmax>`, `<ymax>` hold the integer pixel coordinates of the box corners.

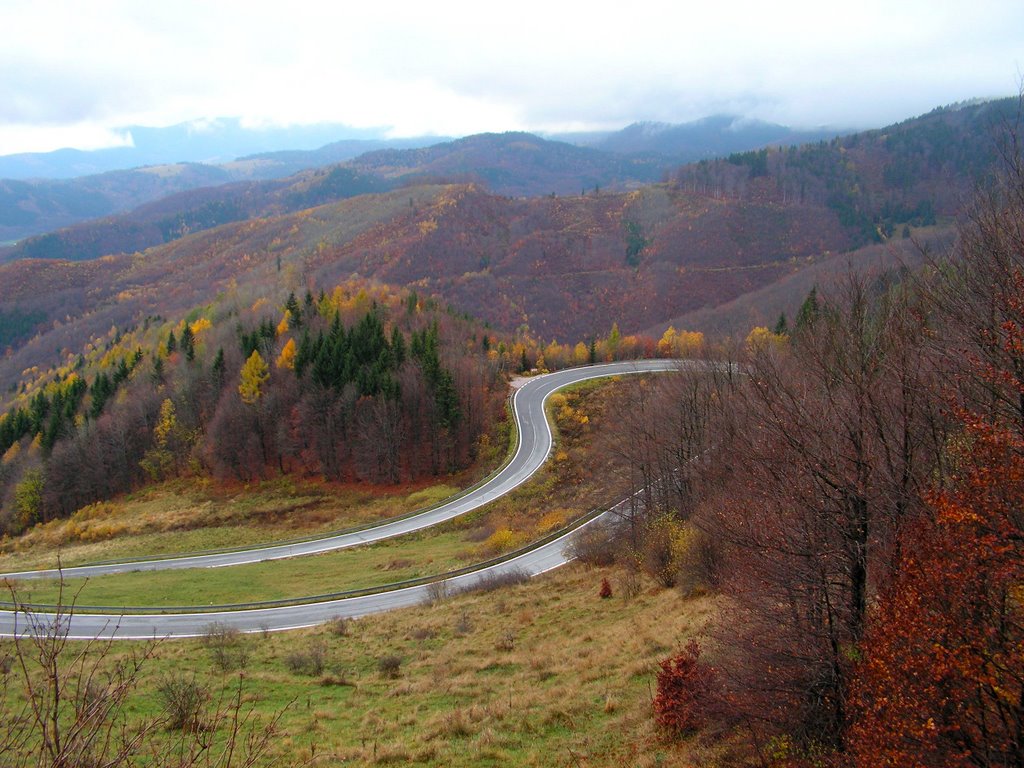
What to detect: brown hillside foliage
<box><xmin>848</xmin><ymin>118</ymin><xmax>1024</xmax><ymax>768</ymax></box>
<box><xmin>695</xmin><ymin>276</ymin><xmax>948</xmax><ymax>751</ymax></box>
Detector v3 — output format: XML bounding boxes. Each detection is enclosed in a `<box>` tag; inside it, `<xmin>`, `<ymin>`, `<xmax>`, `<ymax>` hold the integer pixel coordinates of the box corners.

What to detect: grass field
<box><xmin>1</xmin><ymin>564</ymin><xmax>725</xmax><ymax>767</ymax></box>
<box><xmin>2</xmin><ymin>378</ymin><xmax>632</xmax><ymax>609</ymax></box>
<box><xmin>0</xmin><ymin>479</ymin><xmax>467</xmax><ymax>573</ymax></box>
<box><xmin>0</xmin><ymin>375</ymin><xmax>729</xmax><ymax>765</ymax></box>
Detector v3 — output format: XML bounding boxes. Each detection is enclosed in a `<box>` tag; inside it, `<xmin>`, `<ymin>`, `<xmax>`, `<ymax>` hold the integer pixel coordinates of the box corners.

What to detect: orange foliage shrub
<box><xmin>654</xmin><ymin>640</ymin><xmax>715</xmax><ymax>737</ymax></box>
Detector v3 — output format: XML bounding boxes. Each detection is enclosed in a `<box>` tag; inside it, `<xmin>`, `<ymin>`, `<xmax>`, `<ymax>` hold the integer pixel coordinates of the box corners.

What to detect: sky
<box><xmin>0</xmin><ymin>0</ymin><xmax>1021</xmax><ymax>155</ymax></box>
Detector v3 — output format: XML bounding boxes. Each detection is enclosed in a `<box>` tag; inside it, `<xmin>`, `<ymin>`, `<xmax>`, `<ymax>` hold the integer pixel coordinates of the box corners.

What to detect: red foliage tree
<box><xmin>849</xmin><ymin>418</ymin><xmax>1024</xmax><ymax>767</ymax></box>
<box><xmin>654</xmin><ymin>640</ymin><xmax>716</xmax><ymax>737</ymax></box>
<box><xmin>850</xmin><ymin>134</ymin><xmax>1024</xmax><ymax>766</ymax></box>
<box><xmin>599</xmin><ymin>577</ymin><xmax>612</xmax><ymax>599</ymax></box>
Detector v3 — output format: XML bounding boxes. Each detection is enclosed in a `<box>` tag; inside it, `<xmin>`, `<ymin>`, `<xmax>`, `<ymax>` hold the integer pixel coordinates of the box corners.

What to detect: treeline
<box><xmin>0</xmin><ymin>286</ymin><xmax>506</xmax><ymax>534</ymax></box>
<box><xmin>600</xmin><ymin>136</ymin><xmax>1024</xmax><ymax>765</ymax></box>
<box><xmin>671</xmin><ymin>97</ymin><xmax>1016</xmax><ymax>248</ymax></box>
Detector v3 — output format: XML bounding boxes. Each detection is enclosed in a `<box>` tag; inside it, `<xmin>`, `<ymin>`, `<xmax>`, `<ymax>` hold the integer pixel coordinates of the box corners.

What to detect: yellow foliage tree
<box><xmin>2</xmin><ymin>440</ymin><xmax>21</xmax><ymax>466</ymax></box>
<box><xmin>573</xmin><ymin>342</ymin><xmax>590</xmax><ymax>365</ymax></box>
<box><xmin>140</xmin><ymin>398</ymin><xmax>178</xmax><ymax>481</ymax></box>
<box><xmin>276</xmin><ymin>338</ymin><xmax>296</xmax><ymax>370</ymax></box>
<box><xmin>745</xmin><ymin>326</ymin><xmax>788</xmax><ymax>352</ymax></box>
<box><xmin>239</xmin><ymin>350</ymin><xmax>269</xmax><ymax>405</ymax></box>
<box><xmin>658</xmin><ymin>327</ymin><xmax>705</xmax><ymax>357</ymax></box>
<box><xmin>658</xmin><ymin>327</ymin><xmax>679</xmax><ymax>357</ymax></box>
<box><xmin>189</xmin><ymin>317</ymin><xmax>213</xmax><ymax>336</ymax></box>
<box><xmin>276</xmin><ymin>310</ymin><xmax>291</xmax><ymax>336</ymax></box>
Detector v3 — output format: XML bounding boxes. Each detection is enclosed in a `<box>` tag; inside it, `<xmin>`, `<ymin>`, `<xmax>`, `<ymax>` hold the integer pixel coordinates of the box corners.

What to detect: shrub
<box><xmin>599</xmin><ymin>577</ymin><xmax>613</xmax><ymax>599</ymax></box>
<box><xmin>425</xmin><ymin>579</ymin><xmax>450</xmax><ymax>606</ymax></box>
<box><xmin>568</xmin><ymin>523</ymin><xmax>618</xmax><ymax>566</ymax></box>
<box><xmin>319</xmin><ymin>673</ymin><xmax>355</xmax><ymax>687</ymax></box>
<box><xmin>653</xmin><ymin>640</ymin><xmax>715</xmax><ymax>737</ymax></box>
<box><xmin>157</xmin><ymin>674</ymin><xmax>208</xmax><ymax>732</ymax></box>
<box><xmin>201</xmin><ymin>621</ymin><xmax>248</xmax><ymax>672</ymax></box>
<box><xmin>460</xmin><ymin>568</ymin><xmax>530</xmax><ymax>595</ymax></box>
<box><xmin>326</xmin><ymin>616</ymin><xmax>349</xmax><ymax>637</ymax></box>
<box><xmin>481</xmin><ymin>527</ymin><xmax>524</xmax><ymax>555</ymax></box>
<box><xmin>284</xmin><ymin>641</ymin><xmax>327</xmax><ymax>677</ymax></box>
<box><xmin>641</xmin><ymin>516</ymin><xmax>685</xmax><ymax>588</ymax></box>
<box><xmin>620</xmin><ymin>566</ymin><xmax>644</xmax><ymax>600</ymax></box>
<box><xmin>378</xmin><ymin>655</ymin><xmax>402</xmax><ymax>679</ymax></box>
<box><xmin>675</xmin><ymin>524</ymin><xmax>722</xmax><ymax>594</ymax></box>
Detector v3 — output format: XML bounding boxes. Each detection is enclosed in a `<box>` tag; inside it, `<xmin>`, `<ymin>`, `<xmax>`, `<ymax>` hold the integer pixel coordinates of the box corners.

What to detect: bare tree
<box><xmin>0</xmin><ymin>578</ymin><xmax>290</xmax><ymax>767</ymax></box>
<box><xmin>697</xmin><ymin>274</ymin><xmax>948</xmax><ymax>750</ymax></box>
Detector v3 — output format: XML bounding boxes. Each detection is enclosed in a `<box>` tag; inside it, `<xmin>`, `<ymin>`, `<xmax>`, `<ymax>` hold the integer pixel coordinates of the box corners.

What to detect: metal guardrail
<box><xmin>0</xmin><ymin>500</ymin><xmax>607</xmax><ymax>615</ymax></box>
<box><xmin>73</xmin><ymin>396</ymin><xmax>523</xmax><ymax>568</ymax></box>
<box><xmin>0</xmin><ymin>361</ymin><xmax>679</xmax><ymax>617</ymax></box>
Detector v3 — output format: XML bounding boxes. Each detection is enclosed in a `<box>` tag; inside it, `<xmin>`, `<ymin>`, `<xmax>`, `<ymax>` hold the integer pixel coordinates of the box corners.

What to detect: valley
<box><xmin>0</xmin><ymin>93</ymin><xmax>1021</xmax><ymax>767</ymax></box>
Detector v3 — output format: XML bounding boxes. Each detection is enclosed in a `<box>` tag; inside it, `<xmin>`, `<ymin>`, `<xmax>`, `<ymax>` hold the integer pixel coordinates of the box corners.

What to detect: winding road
<box><xmin>0</xmin><ymin>360</ymin><xmax>679</xmax><ymax>638</ymax></box>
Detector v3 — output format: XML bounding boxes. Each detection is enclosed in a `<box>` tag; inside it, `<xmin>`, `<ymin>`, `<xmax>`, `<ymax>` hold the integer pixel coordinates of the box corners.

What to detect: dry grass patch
<box><xmin>0</xmin><ymin>562</ymin><xmax>721</xmax><ymax>766</ymax></box>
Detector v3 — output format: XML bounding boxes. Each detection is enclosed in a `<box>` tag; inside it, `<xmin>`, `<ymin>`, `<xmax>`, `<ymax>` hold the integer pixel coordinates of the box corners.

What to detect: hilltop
<box><xmin>0</xmin><ymin>97</ymin><xmax>1017</xmax><ymax>384</ymax></box>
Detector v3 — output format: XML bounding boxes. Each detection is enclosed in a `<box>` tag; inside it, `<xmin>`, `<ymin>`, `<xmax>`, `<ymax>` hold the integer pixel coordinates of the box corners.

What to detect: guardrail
<box><xmin>73</xmin><ymin>394</ymin><xmax>524</xmax><ymax>568</ymax></box>
<box><xmin>0</xmin><ymin>496</ymin><xmax>609</xmax><ymax>615</ymax></box>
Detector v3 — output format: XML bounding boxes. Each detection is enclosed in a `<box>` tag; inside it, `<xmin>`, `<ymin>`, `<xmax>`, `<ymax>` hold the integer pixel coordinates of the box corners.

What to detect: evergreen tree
<box><xmin>285</xmin><ymin>292</ymin><xmax>302</xmax><ymax>327</ymax></box>
<box><xmin>795</xmin><ymin>287</ymin><xmax>820</xmax><ymax>331</ymax></box>
<box><xmin>391</xmin><ymin>326</ymin><xmax>406</xmax><ymax>366</ymax></box>
<box><xmin>211</xmin><ymin>348</ymin><xmax>225</xmax><ymax>390</ymax></box>
<box><xmin>180</xmin><ymin>325</ymin><xmax>195</xmax><ymax>361</ymax></box>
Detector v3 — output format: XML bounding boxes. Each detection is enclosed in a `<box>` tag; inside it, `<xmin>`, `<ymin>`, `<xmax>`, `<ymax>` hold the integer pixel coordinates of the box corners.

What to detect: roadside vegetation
<box><xmin>0</xmin><ymin>562</ymin><xmax>719</xmax><ymax>767</ymax></box>
<box><xmin>2</xmin><ymin>377</ymin><xmax>637</xmax><ymax>609</ymax></box>
<box><xmin>595</xmin><ymin>129</ymin><xmax>1024</xmax><ymax>766</ymax></box>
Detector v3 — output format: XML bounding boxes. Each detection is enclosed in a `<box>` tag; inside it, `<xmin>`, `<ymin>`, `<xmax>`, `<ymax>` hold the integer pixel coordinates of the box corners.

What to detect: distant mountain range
<box><xmin>0</xmin><ymin>114</ymin><xmax>849</xmax><ymax>244</ymax></box>
<box><xmin>0</xmin><ymin>118</ymin><xmax>446</xmax><ymax>180</ymax></box>
<box><xmin>0</xmin><ymin>97</ymin><xmax>1016</xmax><ymax>393</ymax></box>
<box><xmin>558</xmin><ymin>115</ymin><xmax>843</xmax><ymax>160</ymax></box>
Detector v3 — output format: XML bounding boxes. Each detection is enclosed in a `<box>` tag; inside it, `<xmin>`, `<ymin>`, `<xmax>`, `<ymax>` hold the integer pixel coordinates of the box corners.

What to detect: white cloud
<box><xmin>0</xmin><ymin>0</ymin><xmax>1020</xmax><ymax>153</ymax></box>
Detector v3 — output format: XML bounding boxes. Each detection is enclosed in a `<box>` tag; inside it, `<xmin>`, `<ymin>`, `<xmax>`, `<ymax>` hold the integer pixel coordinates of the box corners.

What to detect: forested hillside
<box><xmin>584</xmin><ymin>128</ymin><xmax>1024</xmax><ymax>764</ymax></box>
<box><xmin>1</xmin><ymin>99</ymin><xmax>1014</xmax><ymax>371</ymax></box>
<box><xmin>0</xmin><ymin>283</ymin><xmax>506</xmax><ymax>535</ymax></box>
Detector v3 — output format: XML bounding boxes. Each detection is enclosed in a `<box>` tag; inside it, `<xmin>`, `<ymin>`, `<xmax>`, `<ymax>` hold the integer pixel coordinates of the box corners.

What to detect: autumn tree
<box><xmin>238</xmin><ymin>350</ymin><xmax>269</xmax><ymax>405</ymax></box>
<box><xmin>698</xmin><ymin>274</ymin><xmax>948</xmax><ymax>751</ymax></box>
<box><xmin>849</xmin><ymin>111</ymin><xmax>1024</xmax><ymax>767</ymax></box>
<box><xmin>849</xmin><ymin>419</ymin><xmax>1024</xmax><ymax>767</ymax></box>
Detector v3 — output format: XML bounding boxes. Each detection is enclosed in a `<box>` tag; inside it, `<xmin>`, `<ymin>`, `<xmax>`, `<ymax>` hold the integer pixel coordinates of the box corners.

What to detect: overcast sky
<box><xmin>1</xmin><ymin>0</ymin><xmax>1021</xmax><ymax>154</ymax></box>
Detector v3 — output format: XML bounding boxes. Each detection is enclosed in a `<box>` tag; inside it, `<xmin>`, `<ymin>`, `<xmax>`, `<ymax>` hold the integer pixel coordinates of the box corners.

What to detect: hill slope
<box><xmin>0</xmin><ymin>133</ymin><xmax>667</xmax><ymax>255</ymax></box>
<box><xmin>0</xmin><ymin>98</ymin><xmax>1016</xmax><ymax>380</ymax></box>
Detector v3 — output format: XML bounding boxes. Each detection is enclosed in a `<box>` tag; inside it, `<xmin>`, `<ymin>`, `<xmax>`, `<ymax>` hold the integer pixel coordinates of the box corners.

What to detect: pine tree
<box><xmin>795</xmin><ymin>287</ymin><xmax>820</xmax><ymax>331</ymax></box>
<box><xmin>285</xmin><ymin>292</ymin><xmax>302</xmax><ymax>327</ymax></box>
<box><xmin>211</xmin><ymin>348</ymin><xmax>225</xmax><ymax>389</ymax></box>
<box><xmin>180</xmin><ymin>325</ymin><xmax>195</xmax><ymax>361</ymax></box>
<box><xmin>390</xmin><ymin>326</ymin><xmax>406</xmax><ymax>366</ymax></box>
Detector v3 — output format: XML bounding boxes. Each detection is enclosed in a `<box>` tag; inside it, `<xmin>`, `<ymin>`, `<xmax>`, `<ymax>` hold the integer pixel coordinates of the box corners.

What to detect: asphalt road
<box><xmin>0</xmin><ymin>360</ymin><xmax>678</xmax><ymax>638</ymax></box>
<box><xmin>0</xmin><ymin>360</ymin><xmax>677</xmax><ymax>583</ymax></box>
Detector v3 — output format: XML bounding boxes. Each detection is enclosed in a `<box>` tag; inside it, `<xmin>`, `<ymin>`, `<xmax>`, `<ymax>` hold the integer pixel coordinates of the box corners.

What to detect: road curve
<box><xmin>0</xmin><ymin>360</ymin><xmax>679</xmax><ymax>638</ymax></box>
<box><xmin>0</xmin><ymin>360</ymin><xmax>677</xmax><ymax>583</ymax></box>
<box><xmin>0</xmin><ymin>506</ymin><xmax>628</xmax><ymax>639</ymax></box>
